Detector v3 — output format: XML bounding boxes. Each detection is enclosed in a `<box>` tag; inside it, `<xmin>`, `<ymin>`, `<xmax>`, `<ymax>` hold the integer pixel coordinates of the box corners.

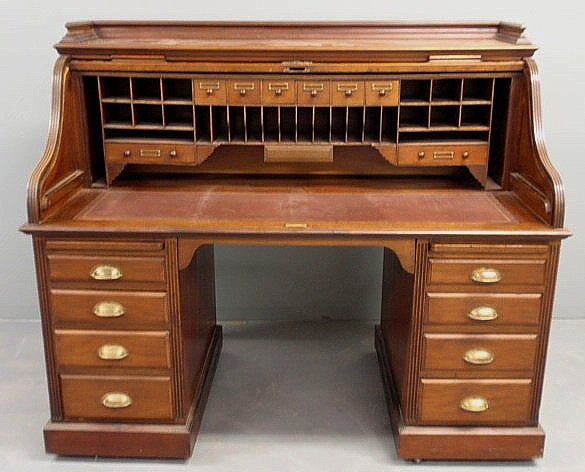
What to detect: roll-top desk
<box><xmin>21</xmin><ymin>22</ymin><xmax>570</xmax><ymax>461</ymax></box>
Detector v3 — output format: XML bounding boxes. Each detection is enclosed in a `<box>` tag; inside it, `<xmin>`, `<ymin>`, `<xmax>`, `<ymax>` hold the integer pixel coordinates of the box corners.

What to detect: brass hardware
<box><xmin>433</xmin><ymin>151</ymin><xmax>455</xmax><ymax>160</ymax></box>
<box><xmin>98</xmin><ymin>344</ymin><xmax>129</xmax><ymax>361</ymax></box>
<box><xmin>460</xmin><ymin>396</ymin><xmax>489</xmax><ymax>413</ymax></box>
<box><xmin>200</xmin><ymin>81</ymin><xmax>220</xmax><ymax>94</ymax></box>
<box><xmin>92</xmin><ymin>301</ymin><xmax>126</xmax><ymax>318</ymax></box>
<box><xmin>123</xmin><ymin>149</ymin><xmax>131</xmax><ymax>158</ymax></box>
<box><xmin>206</xmin><ymin>89</ymin><xmax>214</xmax><ymax>95</ymax></box>
<box><xmin>345</xmin><ymin>89</ymin><xmax>353</xmax><ymax>97</ymax></box>
<box><xmin>264</xmin><ymin>143</ymin><xmax>333</xmax><ymax>163</ymax></box>
<box><xmin>467</xmin><ymin>306</ymin><xmax>499</xmax><ymax>322</ymax></box>
<box><xmin>169</xmin><ymin>150</ymin><xmax>177</xmax><ymax>158</ymax></box>
<box><xmin>285</xmin><ymin>223</ymin><xmax>309</xmax><ymax>229</ymax></box>
<box><xmin>337</xmin><ymin>83</ymin><xmax>358</xmax><ymax>94</ymax></box>
<box><xmin>371</xmin><ymin>82</ymin><xmax>393</xmax><ymax>95</ymax></box>
<box><xmin>463</xmin><ymin>348</ymin><xmax>495</xmax><ymax>365</ymax></box>
<box><xmin>311</xmin><ymin>89</ymin><xmax>318</xmax><ymax>97</ymax></box>
<box><xmin>90</xmin><ymin>265</ymin><xmax>123</xmax><ymax>281</ymax></box>
<box><xmin>471</xmin><ymin>267</ymin><xmax>502</xmax><ymax>284</ymax></box>
<box><xmin>268</xmin><ymin>82</ymin><xmax>289</xmax><ymax>96</ymax></box>
<box><xmin>282</xmin><ymin>60</ymin><xmax>313</xmax><ymax>72</ymax></box>
<box><xmin>240</xmin><ymin>89</ymin><xmax>246</xmax><ymax>96</ymax></box>
<box><xmin>234</xmin><ymin>82</ymin><xmax>255</xmax><ymax>91</ymax></box>
<box><xmin>140</xmin><ymin>149</ymin><xmax>162</xmax><ymax>158</ymax></box>
<box><xmin>418</xmin><ymin>151</ymin><xmax>425</xmax><ymax>159</ymax></box>
<box><xmin>274</xmin><ymin>89</ymin><xmax>283</xmax><ymax>96</ymax></box>
<box><xmin>303</xmin><ymin>83</ymin><xmax>323</xmax><ymax>97</ymax></box>
<box><xmin>101</xmin><ymin>392</ymin><xmax>132</xmax><ymax>409</ymax></box>
<box><xmin>379</xmin><ymin>89</ymin><xmax>387</xmax><ymax>96</ymax></box>
<box><xmin>462</xmin><ymin>151</ymin><xmax>470</xmax><ymax>159</ymax></box>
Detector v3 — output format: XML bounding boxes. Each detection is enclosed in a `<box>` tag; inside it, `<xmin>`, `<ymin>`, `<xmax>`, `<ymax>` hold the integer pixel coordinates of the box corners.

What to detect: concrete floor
<box><xmin>1</xmin><ymin>318</ymin><xmax>583</xmax><ymax>471</ymax></box>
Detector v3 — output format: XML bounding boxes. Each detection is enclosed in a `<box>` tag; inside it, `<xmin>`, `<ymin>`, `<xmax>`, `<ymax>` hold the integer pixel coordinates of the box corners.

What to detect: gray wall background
<box><xmin>2</xmin><ymin>1</ymin><xmax>583</xmax><ymax>322</ymax></box>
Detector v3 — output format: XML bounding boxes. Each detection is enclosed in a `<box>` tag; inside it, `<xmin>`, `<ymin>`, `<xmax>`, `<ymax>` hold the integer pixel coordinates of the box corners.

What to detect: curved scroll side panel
<box><xmin>509</xmin><ymin>59</ymin><xmax>565</xmax><ymax>228</ymax></box>
<box><xmin>26</xmin><ymin>57</ymin><xmax>86</xmax><ymax>224</ymax></box>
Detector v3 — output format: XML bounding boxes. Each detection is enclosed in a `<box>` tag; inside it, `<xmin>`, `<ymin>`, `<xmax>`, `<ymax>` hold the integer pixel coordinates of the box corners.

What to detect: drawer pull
<box><xmin>467</xmin><ymin>306</ymin><xmax>499</xmax><ymax>322</ymax></box>
<box><xmin>90</xmin><ymin>265</ymin><xmax>123</xmax><ymax>281</ymax></box>
<box><xmin>463</xmin><ymin>348</ymin><xmax>495</xmax><ymax>365</ymax></box>
<box><xmin>101</xmin><ymin>392</ymin><xmax>132</xmax><ymax>409</ymax></box>
<box><xmin>470</xmin><ymin>267</ymin><xmax>502</xmax><ymax>284</ymax></box>
<box><xmin>98</xmin><ymin>344</ymin><xmax>129</xmax><ymax>361</ymax></box>
<box><xmin>460</xmin><ymin>396</ymin><xmax>489</xmax><ymax>413</ymax></box>
<box><xmin>92</xmin><ymin>301</ymin><xmax>126</xmax><ymax>318</ymax></box>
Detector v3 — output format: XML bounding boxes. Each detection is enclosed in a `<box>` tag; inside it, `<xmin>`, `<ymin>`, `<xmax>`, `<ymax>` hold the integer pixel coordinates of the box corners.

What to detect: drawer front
<box><xmin>365</xmin><ymin>80</ymin><xmax>400</xmax><ymax>106</ymax></box>
<box><xmin>331</xmin><ymin>81</ymin><xmax>365</xmax><ymax>105</ymax></box>
<box><xmin>297</xmin><ymin>80</ymin><xmax>330</xmax><ymax>106</ymax></box>
<box><xmin>419</xmin><ymin>379</ymin><xmax>533</xmax><ymax>425</ymax></box>
<box><xmin>47</xmin><ymin>254</ymin><xmax>167</xmax><ymax>285</ymax></box>
<box><xmin>61</xmin><ymin>375</ymin><xmax>173</xmax><ymax>420</ymax></box>
<box><xmin>398</xmin><ymin>143</ymin><xmax>488</xmax><ymax>166</ymax></box>
<box><xmin>422</xmin><ymin>334</ymin><xmax>538</xmax><ymax>373</ymax></box>
<box><xmin>194</xmin><ymin>79</ymin><xmax>226</xmax><ymax>104</ymax></box>
<box><xmin>50</xmin><ymin>289</ymin><xmax>169</xmax><ymax>328</ymax></box>
<box><xmin>227</xmin><ymin>79</ymin><xmax>262</xmax><ymax>105</ymax></box>
<box><xmin>428</xmin><ymin>259</ymin><xmax>547</xmax><ymax>287</ymax></box>
<box><xmin>55</xmin><ymin>330</ymin><xmax>171</xmax><ymax>369</ymax></box>
<box><xmin>262</xmin><ymin>80</ymin><xmax>296</xmax><ymax>104</ymax></box>
<box><xmin>425</xmin><ymin>293</ymin><xmax>542</xmax><ymax>326</ymax></box>
<box><xmin>105</xmin><ymin>142</ymin><xmax>195</xmax><ymax>164</ymax></box>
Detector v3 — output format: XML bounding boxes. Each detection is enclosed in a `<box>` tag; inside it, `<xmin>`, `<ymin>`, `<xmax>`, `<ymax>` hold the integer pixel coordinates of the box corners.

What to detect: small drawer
<box><xmin>61</xmin><ymin>375</ymin><xmax>173</xmax><ymax>420</ymax></box>
<box><xmin>297</xmin><ymin>80</ymin><xmax>330</xmax><ymax>106</ymax></box>
<box><xmin>50</xmin><ymin>289</ymin><xmax>169</xmax><ymax>328</ymax></box>
<box><xmin>331</xmin><ymin>81</ymin><xmax>365</xmax><ymax>105</ymax></box>
<box><xmin>105</xmin><ymin>142</ymin><xmax>195</xmax><ymax>164</ymax></box>
<box><xmin>397</xmin><ymin>143</ymin><xmax>488</xmax><ymax>166</ymax></box>
<box><xmin>227</xmin><ymin>79</ymin><xmax>262</xmax><ymax>105</ymax></box>
<box><xmin>54</xmin><ymin>330</ymin><xmax>171</xmax><ymax>369</ymax></box>
<box><xmin>425</xmin><ymin>293</ymin><xmax>542</xmax><ymax>326</ymax></box>
<box><xmin>47</xmin><ymin>254</ymin><xmax>167</xmax><ymax>286</ymax></box>
<box><xmin>365</xmin><ymin>80</ymin><xmax>400</xmax><ymax>106</ymax></box>
<box><xmin>194</xmin><ymin>79</ymin><xmax>226</xmax><ymax>104</ymax></box>
<box><xmin>427</xmin><ymin>258</ymin><xmax>547</xmax><ymax>287</ymax></box>
<box><xmin>419</xmin><ymin>379</ymin><xmax>533</xmax><ymax>425</ymax></box>
<box><xmin>422</xmin><ymin>333</ymin><xmax>538</xmax><ymax>373</ymax></box>
<box><xmin>262</xmin><ymin>80</ymin><xmax>296</xmax><ymax>104</ymax></box>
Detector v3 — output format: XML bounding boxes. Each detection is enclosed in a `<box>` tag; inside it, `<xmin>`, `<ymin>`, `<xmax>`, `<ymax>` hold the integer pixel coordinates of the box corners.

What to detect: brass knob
<box><xmin>467</xmin><ymin>306</ymin><xmax>499</xmax><ymax>322</ymax></box>
<box><xmin>123</xmin><ymin>149</ymin><xmax>131</xmax><ymax>158</ymax></box>
<box><xmin>169</xmin><ymin>150</ymin><xmax>178</xmax><ymax>158</ymax></box>
<box><xmin>345</xmin><ymin>89</ymin><xmax>353</xmax><ymax>97</ymax></box>
<box><xmin>463</xmin><ymin>348</ymin><xmax>495</xmax><ymax>365</ymax></box>
<box><xmin>274</xmin><ymin>89</ymin><xmax>283</xmax><ymax>96</ymax></box>
<box><xmin>240</xmin><ymin>89</ymin><xmax>247</xmax><ymax>96</ymax></box>
<box><xmin>92</xmin><ymin>301</ymin><xmax>126</xmax><ymax>319</ymax></box>
<box><xmin>98</xmin><ymin>344</ymin><xmax>129</xmax><ymax>361</ymax></box>
<box><xmin>462</xmin><ymin>151</ymin><xmax>470</xmax><ymax>159</ymax></box>
<box><xmin>379</xmin><ymin>89</ymin><xmax>387</xmax><ymax>97</ymax></box>
<box><xmin>418</xmin><ymin>151</ymin><xmax>425</xmax><ymax>159</ymax></box>
<box><xmin>311</xmin><ymin>89</ymin><xmax>318</xmax><ymax>97</ymax></box>
<box><xmin>471</xmin><ymin>267</ymin><xmax>502</xmax><ymax>284</ymax></box>
<box><xmin>90</xmin><ymin>265</ymin><xmax>123</xmax><ymax>281</ymax></box>
<box><xmin>460</xmin><ymin>396</ymin><xmax>489</xmax><ymax>413</ymax></box>
<box><xmin>101</xmin><ymin>392</ymin><xmax>132</xmax><ymax>409</ymax></box>
<box><xmin>206</xmin><ymin>88</ymin><xmax>214</xmax><ymax>95</ymax></box>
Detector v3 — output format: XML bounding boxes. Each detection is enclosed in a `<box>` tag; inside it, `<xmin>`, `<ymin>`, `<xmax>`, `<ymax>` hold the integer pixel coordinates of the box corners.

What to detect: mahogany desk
<box><xmin>21</xmin><ymin>21</ymin><xmax>570</xmax><ymax>462</ymax></box>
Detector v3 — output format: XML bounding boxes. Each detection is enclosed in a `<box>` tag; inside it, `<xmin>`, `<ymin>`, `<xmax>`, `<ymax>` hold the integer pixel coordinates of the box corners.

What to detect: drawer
<box><xmin>297</xmin><ymin>80</ymin><xmax>330</xmax><ymax>106</ymax></box>
<box><xmin>365</xmin><ymin>80</ymin><xmax>400</xmax><ymax>106</ymax></box>
<box><xmin>47</xmin><ymin>254</ymin><xmax>167</xmax><ymax>285</ymax></box>
<box><xmin>104</xmin><ymin>141</ymin><xmax>195</xmax><ymax>164</ymax></box>
<box><xmin>422</xmin><ymin>333</ymin><xmax>538</xmax><ymax>373</ymax></box>
<box><xmin>427</xmin><ymin>258</ymin><xmax>547</xmax><ymax>287</ymax></box>
<box><xmin>194</xmin><ymin>79</ymin><xmax>226</xmax><ymax>104</ymax></box>
<box><xmin>425</xmin><ymin>293</ymin><xmax>542</xmax><ymax>326</ymax></box>
<box><xmin>331</xmin><ymin>81</ymin><xmax>365</xmax><ymax>105</ymax></box>
<box><xmin>54</xmin><ymin>330</ymin><xmax>171</xmax><ymax>369</ymax></box>
<box><xmin>227</xmin><ymin>79</ymin><xmax>262</xmax><ymax>105</ymax></box>
<box><xmin>262</xmin><ymin>79</ymin><xmax>296</xmax><ymax>104</ymax></box>
<box><xmin>398</xmin><ymin>143</ymin><xmax>488</xmax><ymax>166</ymax></box>
<box><xmin>419</xmin><ymin>379</ymin><xmax>533</xmax><ymax>425</ymax></box>
<box><xmin>61</xmin><ymin>375</ymin><xmax>173</xmax><ymax>421</ymax></box>
<box><xmin>50</xmin><ymin>289</ymin><xmax>169</xmax><ymax>328</ymax></box>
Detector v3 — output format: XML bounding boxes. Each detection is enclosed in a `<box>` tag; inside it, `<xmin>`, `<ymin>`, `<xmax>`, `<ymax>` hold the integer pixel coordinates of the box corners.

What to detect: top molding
<box><xmin>55</xmin><ymin>21</ymin><xmax>537</xmax><ymax>64</ymax></box>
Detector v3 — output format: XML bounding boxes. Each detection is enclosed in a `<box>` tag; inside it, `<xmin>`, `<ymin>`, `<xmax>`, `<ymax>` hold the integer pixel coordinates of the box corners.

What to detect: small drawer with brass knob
<box><xmin>60</xmin><ymin>375</ymin><xmax>173</xmax><ymax>420</ymax></box>
<box><xmin>263</xmin><ymin>80</ymin><xmax>296</xmax><ymax>104</ymax></box>
<box><xmin>365</xmin><ymin>80</ymin><xmax>399</xmax><ymax>105</ymax></box>
<box><xmin>54</xmin><ymin>330</ymin><xmax>171</xmax><ymax>369</ymax></box>
<box><xmin>331</xmin><ymin>81</ymin><xmax>364</xmax><ymax>105</ymax></box>
<box><xmin>194</xmin><ymin>79</ymin><xmax>226</xmax><ymax>104</ymax></box>
<box><xmin>419</xmin><ymin>378</ymin><xmax>533</xmax><ymax>425</ymax></box>
<box><xmin>105</xmin><ymin>142</ymin><xmax>195</xmax><ymax>165</ymax></box>
<box><xmin>397</xmin><ymin>142</ymin><xmax>488</xmax><ymax>166</ymax></box>
<box><xmin>297</xmin><ymin>81</ymin><xmax>330</xmax><ymax>105</ymax></box>
<box><xmin>227</xmin><ymin>79</ymin><xmax>261</xmax><ymax>105</ymax></box>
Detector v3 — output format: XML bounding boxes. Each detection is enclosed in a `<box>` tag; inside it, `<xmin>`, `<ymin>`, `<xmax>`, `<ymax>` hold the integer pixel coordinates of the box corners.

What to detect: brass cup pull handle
<box><xmin>460</xmin><ymin>396</ymin><xmax>489</xmax><ymax>413</ymax></box>
<box><xmin>467</xmin><ymin>306</ymin><xmax>499</xmax><ymax>322</ymax></box>
<box><xmin>90</xmin><ymin>265</ymin><xmax>123</xmax><ymax>281</ymax></box>
<box><xmin>470</xmin><ymin>267</ymin><xmax>502</xmax><ymax>284</ymax></box>
<box><xmin>463</xmin><ymin>348</ymin><xmax>495</xmax><ymax>365</ymax></box>
<box><xmin>92</xmin><ymin>301</ymin><xmax>126</xmax><ymax>318</ymax></box>
<box><xmin>101</xmin><ymin>392</ymin><xmax>132</xmax><ymax>409</ymax></box>
<box><xmin>98</xmin><ymin>344</ymin><xmax>129</xmax><ymax>361</ymax></box>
